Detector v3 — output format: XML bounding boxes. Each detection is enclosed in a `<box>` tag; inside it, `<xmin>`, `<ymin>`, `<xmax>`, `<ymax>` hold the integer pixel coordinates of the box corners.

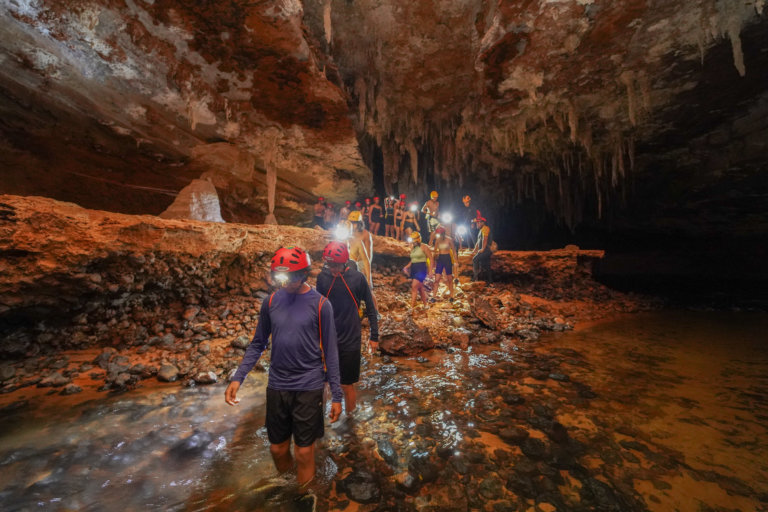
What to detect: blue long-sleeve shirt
<box><xmin>231</xmin><ymin>287</ymin><xmax>342</xmax><ymax>403</ymax></box>
<box><xmin>316</xmin><ymin>265</ymin><xmax>379</xmax><ymax>352</ymax></box>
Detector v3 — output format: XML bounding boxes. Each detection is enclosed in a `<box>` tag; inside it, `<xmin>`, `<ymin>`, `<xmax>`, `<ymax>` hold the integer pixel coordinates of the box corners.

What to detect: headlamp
<box><xmin>406</xmin><ymin>237</ymin><xmax>413</xmax><ymax>243</ymax></box>
<box><xmin>273</xmin><ymin>272</ymin><xmax>289</xmax><ymax>283</ymax></box>
<box><xmin>457</xmin><ymin>225</ymin><xmax>467</xmax><ymax>235</ymax></box>
<box><xmin>409</xmin><ymin>204</ymin><xmax>417</xmax><ymax>212</ymax></box>
<box><xmin>441</xmin><ymin>212</ymin><xmax>453</xmax><ymax>223</ymax></box>
<box><xmin>334</xmin><ymin>224</ymin><xmax>350</xmax><ymax>240</ymax></box>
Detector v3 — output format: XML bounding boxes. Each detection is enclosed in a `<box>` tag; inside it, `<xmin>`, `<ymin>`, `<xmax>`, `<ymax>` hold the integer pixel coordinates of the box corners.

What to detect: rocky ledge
<box><xmin>0</xmin><ymin>195</ymin><xmax>655</xmax><ymax>397</ymax></box>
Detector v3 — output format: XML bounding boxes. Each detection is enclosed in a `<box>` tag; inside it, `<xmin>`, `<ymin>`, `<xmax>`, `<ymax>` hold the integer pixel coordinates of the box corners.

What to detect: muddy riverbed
<box><xmin>1</xmin><ymin>310</ymin><xmax>767</xmax><ymax>511</ymax></box>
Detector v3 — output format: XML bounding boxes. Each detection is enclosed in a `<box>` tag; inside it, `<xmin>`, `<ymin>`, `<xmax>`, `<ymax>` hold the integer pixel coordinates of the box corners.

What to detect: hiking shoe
<box><xmin>293</xmin><ymin>491</ymin><xmax>316</xmax><ymax>512</ymax></box>
<box><xmin>429</xmin><ymin>297</ymin><xmax>436</xmax><ymax>303</ymax></box>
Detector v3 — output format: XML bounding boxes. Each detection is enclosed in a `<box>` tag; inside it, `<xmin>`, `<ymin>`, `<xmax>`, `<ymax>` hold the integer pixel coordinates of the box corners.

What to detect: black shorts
<box><xmin>435</xmin><ymin>253</ymin><xmax>453</xmax><ymax>275</ymax></box>
<box><xmin>266</xmin><ymin>388</ymin><xmax>324</xmax><ymax>447</ymax></box>
<box><xmin>410</xmin><ymin>261</ymin><xmax>428</xmax><ymax>282</ymax></box>
<box><xmin>339</xmin><ymin>349</ymin><xmax>361</xmax><ymax>385</ymax></box>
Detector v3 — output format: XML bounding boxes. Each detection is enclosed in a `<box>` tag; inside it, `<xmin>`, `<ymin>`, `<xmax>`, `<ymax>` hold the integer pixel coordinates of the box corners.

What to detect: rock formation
<box><xmin>2</xmin><ymin>1</ymin><xmax>767</xmax><ymax>250</ymax></box>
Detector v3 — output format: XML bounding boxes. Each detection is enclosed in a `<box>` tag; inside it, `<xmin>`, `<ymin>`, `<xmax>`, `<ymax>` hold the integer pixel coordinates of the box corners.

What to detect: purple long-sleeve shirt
<box><xmin>231</xmin><ymin>287</ymin><xmax>342</xmax><ymax>403</ymax></box>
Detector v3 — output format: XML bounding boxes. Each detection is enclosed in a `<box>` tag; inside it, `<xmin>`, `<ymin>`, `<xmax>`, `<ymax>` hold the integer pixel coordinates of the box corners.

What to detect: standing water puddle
<box><xmin>1</xmin><ymin>311</ymin><xmax>767</xmax><ymax>511</ymax></box>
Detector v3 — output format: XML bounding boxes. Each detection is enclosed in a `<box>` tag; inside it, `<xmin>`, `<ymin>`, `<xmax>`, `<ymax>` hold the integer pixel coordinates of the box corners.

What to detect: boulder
<box><xmin>379</xmin><ymin>316</ymin><xmax>434</xmax><ymax>356</ymax></box>
<box><xmin>158</xmin><ymin>364</ymin><xmax>180</xmax><ymax>382</ymax></box>
<box><xmin>470</xmin><ymin>296</ymin><xmax>500</xmax><ymax>330</ymax></box>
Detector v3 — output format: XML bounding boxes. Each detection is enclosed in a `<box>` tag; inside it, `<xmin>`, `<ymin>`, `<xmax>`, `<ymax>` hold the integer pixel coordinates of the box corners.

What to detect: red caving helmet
<box><xmin>435</xmin><ymin>226</ymin><xmax>446</xmax><ymax>235</ymax></box>
<box><xmin>271</xmin><ymin>246</ymin><xmax>312</xmax><ymax>273</ymax></box>
<box><xmin>318</xmin><ymin>197</ymin><xmax>324</xmax><ymax>202</ymax></box>
<box><xmin>345</xmin><ymin>200</ymin><xmax>351</xmax><ymax>205</ymax></box>
<box><xmin>323</xmin><ymin>241</ymin><xmax>349</xmax><ymax>264</ymax></box>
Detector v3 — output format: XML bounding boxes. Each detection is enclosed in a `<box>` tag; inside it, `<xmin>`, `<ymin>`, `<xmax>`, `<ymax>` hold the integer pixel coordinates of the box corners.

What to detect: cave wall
<box><xmin>0</xmin><ymin>0</ymin><xmax>373</xmax><ymax>224</ymax></box>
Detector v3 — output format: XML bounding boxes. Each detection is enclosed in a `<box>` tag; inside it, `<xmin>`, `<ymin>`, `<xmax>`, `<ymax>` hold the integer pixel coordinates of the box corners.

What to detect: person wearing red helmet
<box><xmin>312</xmin><ymin>197</ymin><xmax>325</xmax><ymax>228</ymax></box>
<box><xmin>323</xmin><ymin>202</ymin><xmax>336</xmax><ymax>228</ymax></box>
<box><xmin>384</xmin><ymin>197</ymin><xmax>396</xmax><ymax>238</ymax></box>
<box><xmin>225</xmin><ymin>246</ymin><xmax>342</xmax><ymax>500</ymax></box>
<box><xmin>339</xmin><ymin>200</ymin><xmax>351</xmax><ymax>223</ymax></box>
<box><xmin>394</xmin><ymin>200</ymin><xmax>405</xmax><ymax>241</ymax></box>
<box><xmin>368</xmin><ymin>196</ymin><xmax>382</xmax><ymax>236</ymax></box>
<box><xmin>316</xmin><ymin>242</ymin><xmax>379</xmax><ymax>416</ymax></box>
<box><xmin>400</xmin><ymin>202</ymin><xmax>419</xmax><ymax>241</ymax></box>
<box><xmin>472</xmin><ymin>216</ymin><xmax>493</xmax><ymax>282</ymax></box>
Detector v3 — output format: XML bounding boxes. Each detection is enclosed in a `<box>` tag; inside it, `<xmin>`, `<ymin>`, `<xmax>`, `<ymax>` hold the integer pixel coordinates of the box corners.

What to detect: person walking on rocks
<box><xmin>403</xmin><ymin>231</ymin><xmax>433</xmax><ymax>309</ymax></box>
<box><xmin>347</xmin><ymin>210</ymin><xmax>373</xmax><ymax>288</ymax></box>
<box><xmin>316</xmin><ymin>242</ymin><xmax>379</xmax><ymax>416</ymax></box>
<box><xmin>431</xmin><ymin>226</ymin><xmax>457</xmax><ymax>302</ymax></box>
<box><xmin>472</xmin><ymin>216</ymin><xmax>493</xmax><ymax>283</ymax></box>
<box><xmin>312</xmin><ymin>197</ymin><xmax>326</xmax><ymax>228</ymax></box>
<box><xmin>225</xmin><ymin>246</ymin><xmax>342</xmax><ymax>505</ymax></box>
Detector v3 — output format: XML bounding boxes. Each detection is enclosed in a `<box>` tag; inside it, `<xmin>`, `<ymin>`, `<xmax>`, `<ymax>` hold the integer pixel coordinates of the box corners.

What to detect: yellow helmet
<box><xmin>410</xmin><ymin>231</ymin><xmax>421</xmax><ymax>242</ymax></box>
<box><xmin>430</xmin><ymin>190</ymin><xmax>438</xmax><ymax>199</ymax></box>
<box><xmin>348</xmin><ymin>211</ymin><xmax>362</xmax><ymax>222</ymax></box>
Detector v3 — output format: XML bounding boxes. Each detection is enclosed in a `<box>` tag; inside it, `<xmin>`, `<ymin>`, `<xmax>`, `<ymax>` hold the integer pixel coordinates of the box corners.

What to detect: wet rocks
<box><xmin>157</xmin><ymin>365</ymin><xmax>180</xmax><ymax>382</ymax></box>
<box><xmin>379</xmin><ymin>316</ymin><xmax>434</xmax><ymax>356</ymax></box>
<box><xmin>193</xmin><ymin>371</ymin><xmax>218</xmax><ymax>385</ymax></box>
<box><xmin>339</xmin><ymin>470</ymin><xmax>381</xmax><ymax>504</ymax></box>
<box><xmin>499</xmin><ymin>427</ymin><xmax>530</xmax><ymax>445</ymax></box>
<box><xmin>470</xmin><ymin>295</ymin><xmax>500</xmax><ymax>330</ymax></box>
<box><xmin>0</xmin><ymin>364</ymin><xmax>15</xmax><ymax>382</ymax></box>
<box><xmin>168</xmin><ymin>430</ymin><xmax>214</xmax><ymax>460</ymax></box>
<box><xmin>38</xmin><ymin>372</ymin><xmax>70</xmax><ymax>388</ymax></box>
<box><xmin>376</xmin><ymin>440</ymin><xmax>398</xmax><ymax>467</ymax></box>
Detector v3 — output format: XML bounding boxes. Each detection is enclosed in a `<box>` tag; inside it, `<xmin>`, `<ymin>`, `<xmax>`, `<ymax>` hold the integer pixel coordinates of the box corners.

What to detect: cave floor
<box><xmin>1</xmin><ymin>310</ymin><xmax>767</xmax><ymax>512</ymax></box>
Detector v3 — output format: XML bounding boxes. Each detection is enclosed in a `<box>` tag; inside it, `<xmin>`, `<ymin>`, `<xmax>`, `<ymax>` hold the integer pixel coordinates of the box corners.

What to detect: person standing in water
<box><xmin>225</xmin><ymin>246</ymin><xmax>342</xmax><ymax>508</ymax></box>
<box><xmin>316</xmin><ymin>242</ymin><xmax>380</xmax><ymax>417</ymax></box>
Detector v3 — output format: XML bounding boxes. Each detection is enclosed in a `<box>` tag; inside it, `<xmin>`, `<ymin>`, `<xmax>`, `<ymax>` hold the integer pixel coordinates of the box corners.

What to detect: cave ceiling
<box><xmin>1</xmin><ymin>0</ymin><xmax>767</xmax><ymax>237</ymax></box>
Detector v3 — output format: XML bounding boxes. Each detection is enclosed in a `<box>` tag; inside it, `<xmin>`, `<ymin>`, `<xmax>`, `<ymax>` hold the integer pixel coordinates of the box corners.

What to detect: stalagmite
<box><xmin>262</xmin><ymin>130</ymin><xmax>281</xmax><ymax>225</ymax></box>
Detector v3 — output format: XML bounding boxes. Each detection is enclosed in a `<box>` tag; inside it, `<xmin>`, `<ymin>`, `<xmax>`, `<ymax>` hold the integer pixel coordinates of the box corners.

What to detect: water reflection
<box><xmin>0</xmin><ymin>311</ymin><xmax>767</xmax><ymax>511</ymax></box>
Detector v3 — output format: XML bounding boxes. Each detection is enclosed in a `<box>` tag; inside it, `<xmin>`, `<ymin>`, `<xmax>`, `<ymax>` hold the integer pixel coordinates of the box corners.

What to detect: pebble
<box><xmin>157</xmin><ymin>365</ymin><xmax>180</xmax><ymax>382</ymax></box>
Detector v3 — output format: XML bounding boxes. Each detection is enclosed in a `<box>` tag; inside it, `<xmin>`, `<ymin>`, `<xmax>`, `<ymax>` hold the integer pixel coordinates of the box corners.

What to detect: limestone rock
<box><xmin>160</xmin><ymin>180</ymin><xmax>225</xmax><ymax>223</ymax></box>
<box><xmin>379</xmin><ymin>315</ymin><xmax>434</xmax><ymax>356</ymax></box>
<box><xmin>470</xmin><ymin>296</ymin><xmax>500</xmax><ymax>330</ymax></box>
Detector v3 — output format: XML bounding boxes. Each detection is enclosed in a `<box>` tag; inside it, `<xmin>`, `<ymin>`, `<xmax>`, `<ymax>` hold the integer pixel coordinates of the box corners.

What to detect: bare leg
<box><xmin>418</xmin><ymin>282</ymin><xmax>428</xmax><ymax>305</ymax></box>
<box><xmin>342</xmin><ymin>384</ymin><xmax>356</xmax><ymax>414</ymax></box>
<box><xmin>447</xmin><ymin>272</ymin><xmax>455</xmax><ymax>298</ymax></box>
<box><xmin>432</xmin><ymin>273</ymin><xmax>442</xmax><ymax>299</ymax></box>
<box><xmin>294</xmin><ymin>444</ymin><xmax>316</xmax><ymax>487</ymax></box>
<box><xmin>410</xmin><ymin>279</ymin><xmax>419</xmax><ymax>306</ymax></box>
<box><xmin>269</xmin><ymin>440</ymin><xmax>293</xmax><ymax>473</ymax></box>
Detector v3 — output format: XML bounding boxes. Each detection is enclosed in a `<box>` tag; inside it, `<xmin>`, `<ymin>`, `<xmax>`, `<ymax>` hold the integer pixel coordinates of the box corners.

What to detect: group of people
<box><xmin>225</xmin><ymin>191</ymin><xmax>496</xmax><ymax>507</ymax></box>
<box><xmin>312</xmin><ymin>193</ymin><xmax>470</xmax><ymax>244</ymax></box>
<box><xmin>225</xmin><ymin>243</ymin><xmax>378</xmax><ymax>509</ymax></box>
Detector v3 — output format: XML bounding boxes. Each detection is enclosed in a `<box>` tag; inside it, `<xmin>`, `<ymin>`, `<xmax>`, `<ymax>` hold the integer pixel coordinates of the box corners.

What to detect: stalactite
<box><xmin>727</xmin><ymin>20</ymin><xmax>746</xmax><ymax>76</ymax></box>
<box><xmin>757</xmin><ymin>0</ymin><xmax>765</xmax><ymax>15</ymax></box>
<box><xmin>620</xmin><ymin>71</ymin><xmax>637</xmax><ymax>126</ymax></box>
<box><xmin>515</xmin><ymin>120</ymin><xmax>526</xmax><ymax>156</ymax></box>
<box><xmin>355</xmin><ymin>77</ymin><xmax>367</xmax><ymax>129</ymax></box>
<box><xmin>323</xmin><ymin>0</ymin><xmax>332</xmax><ymax>44</ymax></box>
<box><xmin>567</xmin><ymin>101</ymin><xmax>578</xmax><ymax>143</ymax></box>
<box><xmin>406</xmin><ymin>140</ymin><xmax>418</xmax><ymax>184</ymax></box>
